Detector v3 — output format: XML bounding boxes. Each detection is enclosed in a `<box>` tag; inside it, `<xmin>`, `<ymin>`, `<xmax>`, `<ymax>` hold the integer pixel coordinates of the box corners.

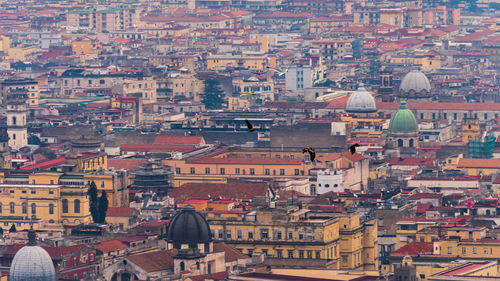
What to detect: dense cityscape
<box><xmin>0</xmin><ymin>0</ymin><xmax>498</xmax><ymax>280</ymax></box>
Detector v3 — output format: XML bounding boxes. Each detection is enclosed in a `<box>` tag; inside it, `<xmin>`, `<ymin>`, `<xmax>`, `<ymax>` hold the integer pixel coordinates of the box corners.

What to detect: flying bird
<box><xmin>303</xmin><ymin>147</ymin><xmax>316</xmax><ymax>162</ymax></box>
<box><xmin>244</xmin><ymin>119</ymin><xmax>255</xmax><ymax>132</ymax></box>
<box><xmin>350</xmin><ymin>143</ymin><xmax>360</xmax><ymax>154</ymax></box>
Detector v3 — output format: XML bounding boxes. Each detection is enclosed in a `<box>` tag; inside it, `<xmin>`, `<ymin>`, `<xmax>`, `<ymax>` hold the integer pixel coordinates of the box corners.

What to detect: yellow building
<box><xmin>229</xmin><ymin>77</ymin><xmax>274</xmax><ymax>110</ymax></box>
<box><xmin>0</xmin><ymin>172</ymin><xmax>92</xmax><ymax>231</ymax></box>
<box><xmin>0</xmin><ymin>77</ymin><xmax>40</xmax><ymax>106</ymax></box>
<box><xmin>168</xmin><ymin>73</ymin><xmax>204</xmax><ymax>101</ymax></box>
<box><xmin>208</xmin><ymin>208</ymin><xmax>378</xmax><ymax>270</ymax></box>
<box><xmin>207</xmin><ymin>54</ymin><xmax>277</xmax><ymax>70</ymax></box>
<box><xmin>72</xmin><ymin>39</ymin><xmax>101</xmax><ymax>56</ymax></box>
<box><xmin>380</xmin><ymin>9</ymin><xmax>405</xmax><ymax>28</ymax></box>
<box><xmin>462</xmin><ymin>118</ymin><xmax>481</xmax><ymax>144</ymax></box>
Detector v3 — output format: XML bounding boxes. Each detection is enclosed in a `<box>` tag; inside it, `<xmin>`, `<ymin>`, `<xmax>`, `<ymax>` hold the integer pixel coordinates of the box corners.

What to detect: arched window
<box><xmin>31</xmin><ymin>203</ymin><xmax>36</xmax><ymax>215</ymax></box>
<box><xmin>180</xmin><ymin>261</ymin><xmax>185</xmax><ymax>271</ymax></box>
<box><xmin>409</xmin><ymin>139</ymin><xmax>414</xmax><ymax>147</ymax></box>
<box><xmin>74</xmin><ymin>199</ymin><xmax>80</xmax><ymax>214</ymax></box>
<box><xmin>22</xmin><ymin>202</ymin><xmax>27</xmax><ymax>214</ymax></box>
<box><xmin>49</xmin><ymin>203</ymin><xmax>54</xmax><ymax>215</ymax></box>
<box><xmin>62</xmin><ymin>199</ymin><xmax>68</xmax><ymax>213</ymax></box>
<box><xmin>397</xmin><ymin>139</ymin><xmax>404</xmax><ymax>147</ymax></box>
<box><xmin>9</xmin><ymin>202</ymin><xmax>14</xmax><ymax>214</ymax></box>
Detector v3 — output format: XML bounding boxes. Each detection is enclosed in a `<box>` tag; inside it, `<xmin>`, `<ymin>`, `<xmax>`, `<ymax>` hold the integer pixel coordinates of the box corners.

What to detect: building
<box><xmin>311</xmin><ymin>40</ymin><xmax>358</xmax><ymax>64</ymax></box>
<box><xmin>285</xmin><ymin>56</ymin><xmax>325</xmax><ymax>91</ymax></box>
<box><xmin>206</xmin><ymin>54</ymin><xmax>276</xmax><ymax>71</ymax></box>
<box><xmin>8</xmin><ymin>230</ymin><xmax>56</xmax><ymax>281</ymax></box>
<box><xmin>0</xmin><ymin>125</ymin><xmax>11</xmax><ymax>169</ymax></box>
<box><xmin>230</xmin><ymin>77</ymin><xmax>274</xmax><ymax>110</ymax></box>
<box><xmin>386</xmin><ymin>101</ymin><xmax>419</xmax><ymax>158</ymax></box>
<box><xmin>469</xmin><ymin>133</ymin><xmax>496</xmax><ymax>159</ymax></box>
<box><xmin>0</xmin><ymin>78</ymin><xmax>39</xmax><ymax>106</ymax></box>
<box><xmin>398</xmin><ymin>70</ymin><xmax>432</xmax><ymax>102</ymax></box>
<box><xmin>66</xmin><ymin>7</ymin><xmax>139</xmax><ymax>32</ymax></box>
<box><xmin>208</xmin><ymin>207</ymin><xmax>378</xmax><ymax>270</ymax></box>
<box><xmin>6</xmin><ymin>91</ymin><xmax>28</xmax><ymax>151</ymax></box>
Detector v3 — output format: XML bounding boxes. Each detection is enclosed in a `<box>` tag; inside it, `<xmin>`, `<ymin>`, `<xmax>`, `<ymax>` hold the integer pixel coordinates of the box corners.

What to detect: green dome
<box><xmin>389</xmin><ymin>101</ymin><xmax>418</xmax><ymax>133</ymax></box>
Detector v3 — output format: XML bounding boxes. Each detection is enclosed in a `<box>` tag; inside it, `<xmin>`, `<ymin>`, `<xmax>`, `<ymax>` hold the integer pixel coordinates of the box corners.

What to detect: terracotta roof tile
<box><xmin>108</xmin><ymin>158</ymin><xmax>147</xmax><ymax>171</ymax></box>
<box><xmin>96</xmin><ymin>239</ymin><xmax>128</xmax><ymax>253</ymax></box>
<box><xmin>106</xmin><ymin>207</ymin><xmax>134</xmax><ymax>217</ymax></box>
<box><xmin>457</xmin><ymin>158</ymin><xmax>500</xmax><ymax>168</ymax></box>
<box><xmin>391</xmin><ymin>242</ymin><xmax>433</xmax><ymax>256</ymax></box>
<box><xmin>154</xmin><ymin>136</ymin><xmax>203</xmax><ymax>145</ymax></box>
<box><xmin>170</xmin><ymin>183</ymin><xmax>269</xmax><ymax>201</ymax></box>
<box><xmin>127</xmin><ymin>249</ymin><xmax>177</xmax><ymax>272</ymax></box>
<box><xmin>213</xmin><ymin>242</ymin><xmax>249</xmax><ymax>262</ymax></box>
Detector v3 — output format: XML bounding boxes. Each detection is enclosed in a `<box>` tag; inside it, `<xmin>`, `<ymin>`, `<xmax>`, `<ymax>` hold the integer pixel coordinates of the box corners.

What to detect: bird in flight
<box><xmin>350</xmin><ymin>144</ymin><xmax>360</xmax><ymax>154</ymax></box>
<box><xmin>245</xmin><ymin>119</ymin><xmax>256</xmax><ymax>132</ymax></box>
<box><xmin>302</xmin><ymin>147</ymin><xmax>316</xmax><ymax>162</ymax></box>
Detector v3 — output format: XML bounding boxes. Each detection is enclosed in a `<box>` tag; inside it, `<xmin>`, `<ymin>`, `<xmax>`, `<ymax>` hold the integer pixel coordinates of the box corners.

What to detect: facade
<box><xmin>0</xmin><ymin>78</ymin><xmax>39</xmax><ymax>106</ymax></box>
<box><xmin>206</xmin><ymin>55</ymin><xmax>276</xmax><ymax>71</ymax></box>
<box><xmin>285</xmin><ymin>56</ymin><xmax>325</xmax><ymax>91</ymax></box>
<box><xmin>66</xmin><ymin>7</ymin><xmax>139</xmax><ymax>32</ymax></box>
<box><xmin>311</xmin><ymin>40</ymin><xmax>357</xmax><ymax>64</ymax></box>
<box><xmin>208</xmin><ymin>208</ymin><xmax>378</xmax><ymax>270</ymax></box>
<box><xmin>230</xmin><ymin>77</ymin><xmax>274</xmax><ymax>110</ymax></box>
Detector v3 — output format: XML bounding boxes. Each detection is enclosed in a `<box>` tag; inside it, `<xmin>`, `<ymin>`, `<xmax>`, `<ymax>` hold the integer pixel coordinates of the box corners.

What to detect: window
<box><xmin>205</xmin><ymin>168</ymin><xmax>210</xmax><ymax>174</ymax></box>
<box><xmin>299</xmin><ymin>232</ymin><xmax>304</xmax><ymax>240</ymax></box>
<box><xmin>218</xmin><ymin>230</ymin><xmax>223</xmax><ymax>239</ymax></box>
<box><xmin>307</xmin><ymin>250</ymin><xmax>312</xmax><ymax>259</ymax></box>
<box><xmin>265</xmin><ymin>169</ymin><xmax>270</xmax><ymax>175</ymax></box>
<box><xmin>176</xmin><ymin>168</ymin><xmax>180</xmax><ymax>174</ymax></box>
<box><xmin>261</xmin><ymin>229</ymin><xmax>269</xmax><ymax>239</ymax></box>
<box><xmin>190</xmin><ymin>167</ymin><xmax>195</xmax><ymax>174</ymax></box>
<box><xmin>248</xmin><ymin>231</ymin><xmax>253</xmax><ymax>239</ymax></box>
<box><xmin>316</xmin><ymin>251</ymin><xmax>321</xmax><ymax>259</ymax></box>
<box><xmin>447</xmin><ymin>247</ymin><xmax>452</xmax><ymax>254</ymax></box>
<box><xmin>473</xmin><ymin>247</ymin><xmax>477</xmax><ymax>254</ymax></box>
<box><xmin>288</xmin><ymin>232</ymin><xmax>293</xmax><ymax>240</ymax></box>
<box><xmin>276</xmin><ymin>231</ymin><xmax>282</xmax><ymax>240</ymax></box>
<box><xmin>32</xmin><ymin>179</ymin><xmax>35</xmax><ymax>184</ymax></box>
<box><xmin>262</xmin><ymin>249</ymin><xmax>268</xmax><ymax>256</ymax></box>
<box><xmin>235</xmin><ymin>168</ymin><xmax>240</xmax><ymax>175</ymax></box>
<box><xmin>299</xmin><ymin>250</ymin><xmax>304</xmax><ymax>258</ymax></box>
<box><xmin>180</xmin><ymin>261</ymin><xmax>185</xmax><ymax>271</ymax></box>
<box><xmin>31</xmin><ymin>203</ymin><xmax>36</xmax><ymax>215</ymax></box>
<box><xmin>49</xmin><ymin>204</ymin><xmax>54</xmax><ymax>215</ymax></box>
<box><xmin>462</xmin><ymin>247</ymin><xmax>466</xmax><ymax>254</ymax></box>
<box><xmin>484</xmin><ymin>248</ymin><xmax>489</xmax><ymax>255</ymax></box>
<box><xmin>295</xmin><ymin>169</ymin><xmax>299</xmax><ymax>175</ymax></box>
<box><xmin>277</xmin><ymin>249</ymin><xmax>283</xmax><ymax>258</ymax></box>
<box><xmin>0</xmin><ymin>203</ymin><xmax>2</xmax><ymax>213</ymax></box>
<box><xmin>22</xmin><ymin>202</ymin><xmax>27</xmax><ymax>214</ymax></box>
<box><xmin>10</xmin><ymin>202</ymin><xmax>14</xmax><ymax>214</ymax></box>
<box><xmin>342</xmin><ymin>255</ymin><xmax>348</xmax><ymax>263</ymax></box>
<box><xmin>237</xmin><ymin>229</ymin><xmax>242</xmax><ymax>239</ymax></box>
<box><xmin>226</xmin><ymin>229</ymin><xmax>231</xmax><ymax>239</ymax></box>
<box><xmin>306</xmin><ymin>231</ymin><xmax>313</xmax><ymax>240</ymax></box>
<box><xmin>250</xmin><ymin>168</ymin><xmax>255</xmax><ymax>175</ymax></box>
<box><xmin>398</xmin><ymin>139</ymin><xmax>403</xmax><ymax>147</ymax></box>
<box><xmin>62</xmin><ymin>199</ymin><xmax>68</xmax><ymax>213</ymax></box>
<box><xmin>74</xmin><ymin>199</ymin><xmax>80</xmax><ymax>213</ymax></box>
<box><xmin>280</xmin><ymin>169</ymin><xmax>285</xmax><ymax>175</ymax></box>
<box><xmin>220</xmin><ymin>168</ymin><xmax>225</xmax><ymax>175</ymax></box>
<box><xmin>288</xmin><ymin>250</ymin><xmax>294</xmax><ymax>258</ymax></box>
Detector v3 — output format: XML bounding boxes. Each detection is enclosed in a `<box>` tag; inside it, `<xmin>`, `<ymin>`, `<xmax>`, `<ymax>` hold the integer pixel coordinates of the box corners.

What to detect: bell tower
<box><xmin>6</xmin><ymin>91</ymin><xmax>28</xmax><ymax>151</ymax></box>
<box><xmin>378</xmin><ymin>70</ymin><xmax>394</xmax><ymax>102</ymax></box>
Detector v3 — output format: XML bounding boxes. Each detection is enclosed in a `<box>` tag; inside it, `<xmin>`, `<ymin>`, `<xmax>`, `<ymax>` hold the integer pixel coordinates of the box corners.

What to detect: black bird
<box><xmin>245</xmin><ymin>119</ymin><xmax>255</xmax><ymax>132</ymax></box>
<box><xmin>350</xmin><ymin>143</ymin><xmax>360</xmax><ymax>154</ymax></box>
<box><xmin>302</xmin><ymin>147</ymin><xmax>316</xmax><ymax>162</ymax></box>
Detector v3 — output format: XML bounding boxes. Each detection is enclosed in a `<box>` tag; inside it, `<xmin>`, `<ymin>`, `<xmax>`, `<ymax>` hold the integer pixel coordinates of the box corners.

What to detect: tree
<box><xmin>201</xmin><ymin>79</ymin><xmax>225</xmax><ymax>109</ymax></box>
<box><xmin>88</xmin><ymin>181</ymin><xmax>99</xmax><ymax>223</ymax></box>
<box><xmin>98</xmin><ymin>191</ymin><xmax>109</xmax><ymax>224</ymax></box>
<box><xmin>28</xmin><ymin>135</ymin><xmax>42</xmax><ymax>145</ymax></box>
<box><xmin>9</xmin><ymin>224</ymin><xmax>16</xmax><ymax>233</ymax></box>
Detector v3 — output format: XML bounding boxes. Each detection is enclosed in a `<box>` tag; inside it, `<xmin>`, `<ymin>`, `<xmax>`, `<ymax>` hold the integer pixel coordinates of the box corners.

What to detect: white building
<box><xmin>6</xmin><ymin>92</ymin><xmax>27</xmax><ymax>151</ymax></box>
<box><xmin>316</xmin><ymin>169</ymin><xmax>343</xmax><ymax>194</ymax></box>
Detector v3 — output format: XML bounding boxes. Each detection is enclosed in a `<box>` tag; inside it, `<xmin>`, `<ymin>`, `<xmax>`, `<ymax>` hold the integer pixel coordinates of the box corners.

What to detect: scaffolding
<box><xmin>468</xmin><ymin>133</ymin><xmax>496</xmax><ymax>158</ymax></box>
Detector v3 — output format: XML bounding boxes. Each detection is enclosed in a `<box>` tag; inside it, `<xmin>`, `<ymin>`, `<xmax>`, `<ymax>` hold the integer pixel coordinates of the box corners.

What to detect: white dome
<box><xmin>399</xmin><ymin>70</ymin><xmax>431</xmax><ymax>94</ymax></box>
<box><xmin>346</xmin><ymin>86</ymin><xmax>377</xmax><ymax>113</ymax></box>
<box><xmin>10</xmin><ymin>232</ymin><xmax>56</xmax><ymax>281</ymax></box>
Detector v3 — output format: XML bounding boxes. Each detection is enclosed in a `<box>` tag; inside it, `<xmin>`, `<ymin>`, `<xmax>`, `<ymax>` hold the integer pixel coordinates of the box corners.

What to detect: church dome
<box><xmin>389</xmin><ymin>101</ymin><xmax>418</xmax><ymax>133</ymax></box>
<box><xmin>9</xmin><ymin>231</ymin><xmax>56</xmax><ymax>281</ymax></box>
<box><xmin>399</xmin><ymin>70</ymin><xmax>431</xmax><ymax>95</ymax></box>
<box><xmin>167</xmin><ymin>205</ymin><xmax>211</xmax><ymax>248</ymax></box>
<box><xmin>346</xmin><ymin>86</ymin><xmax>377</xmax><ymax>113</ymax></box>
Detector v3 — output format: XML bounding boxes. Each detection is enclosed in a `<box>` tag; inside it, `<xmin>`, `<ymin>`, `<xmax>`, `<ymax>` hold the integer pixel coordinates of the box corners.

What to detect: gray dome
<box><xmin>10</xmin><ymin>233</ymin><xmax>56</xmax><ymax>281</ymax></box>
<box><xmin>167</xmin><ymin>205</ymin><xmax>211</xmax><ymax>248</ymax></box>
<box><xmin>346</xmin><ymin>86</ymin><xmax>377</xmax><ymax>113</ymax></box>
<box><xmin>399</xmin><ymin>70</ymin><xmax>431</xmax><ymax>94</ymax></box>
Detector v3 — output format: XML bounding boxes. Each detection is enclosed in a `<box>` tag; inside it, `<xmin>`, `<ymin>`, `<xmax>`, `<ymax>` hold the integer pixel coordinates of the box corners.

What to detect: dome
<box><xmin>167</xmin><ymin>205</ymin><xmax>211</xmax><ymax>247</ymax></box>
<box><xmin>346</xmin><ymin>86</ymin><xmax>377</xmax><ymax>113</ymax></box>
<box><xmin>399</xmin><ymin>70</ymin><xmax>431</xmax><ymax>94</ymax></box>
<box><xmin>9</xmin><ymin>231</ymin><xmax>56</xmax><ymax>281</ymax></box>
<box><xmin>389</xmin><ymin>101</ymin><xmax>418</xmax><ymax>133</ymax></box>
